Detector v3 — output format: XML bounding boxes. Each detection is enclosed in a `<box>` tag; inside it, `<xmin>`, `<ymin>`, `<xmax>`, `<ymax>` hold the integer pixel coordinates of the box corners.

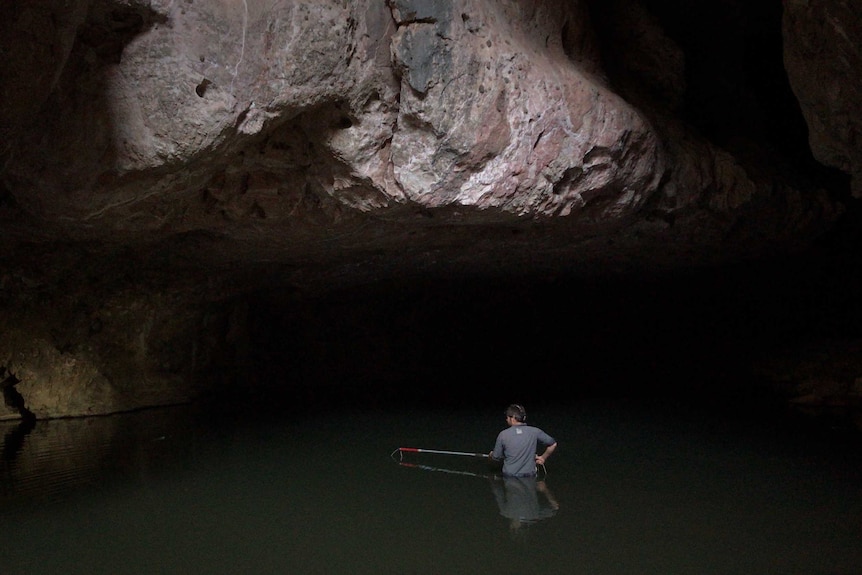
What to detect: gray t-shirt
<box><xmin>492</xmin><ymin>424</ymin><xmax>556</xmax><ymax>477</ymax></box>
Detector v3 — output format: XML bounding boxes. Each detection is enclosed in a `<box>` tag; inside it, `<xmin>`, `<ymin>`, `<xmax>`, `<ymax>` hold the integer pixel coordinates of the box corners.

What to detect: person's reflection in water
<box><xmin>490</xmin><ymin>475</ymin><xmax>559</xmax><ymax>538</ymax></box>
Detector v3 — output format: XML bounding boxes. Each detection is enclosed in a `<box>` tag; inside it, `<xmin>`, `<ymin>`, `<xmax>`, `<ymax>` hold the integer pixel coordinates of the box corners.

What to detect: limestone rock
<box><xmin>0</xmin><ymin>0</ymin><xmax>857</xmax><ymax>417</ymax></box>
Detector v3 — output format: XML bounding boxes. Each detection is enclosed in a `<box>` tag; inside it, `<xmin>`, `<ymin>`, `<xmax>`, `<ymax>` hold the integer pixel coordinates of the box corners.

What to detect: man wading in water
<box><xmin>489</xmin><ymin>404</ymin><xmax>557</xmax><ymax>477</ymax></box>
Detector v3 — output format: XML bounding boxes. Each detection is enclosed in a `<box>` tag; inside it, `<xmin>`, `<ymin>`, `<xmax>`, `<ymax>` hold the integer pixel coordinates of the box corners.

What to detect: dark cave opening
<box><xmin>241</xmin><ymin>242</ymin><xmax>862</xmax><ymax>440</ymax></box>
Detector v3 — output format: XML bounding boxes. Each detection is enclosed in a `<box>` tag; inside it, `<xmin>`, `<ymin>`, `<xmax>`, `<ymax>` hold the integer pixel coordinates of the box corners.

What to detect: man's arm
<box><xmin>535</xmin><ymin>442</ymin><xmax>557</xmax><ymax>466</ymax></box>
<box><xmin>489</xmin><ymin>434</ymin><xmax>504</xmax><ymax>461</ymax></box>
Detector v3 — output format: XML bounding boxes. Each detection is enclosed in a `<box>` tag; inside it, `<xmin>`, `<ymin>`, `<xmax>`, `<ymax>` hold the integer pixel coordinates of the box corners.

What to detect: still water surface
<box><xmin>1</xmin><ymin>400</ymin><xmax>860</xmax><ymax>575</ymax></box>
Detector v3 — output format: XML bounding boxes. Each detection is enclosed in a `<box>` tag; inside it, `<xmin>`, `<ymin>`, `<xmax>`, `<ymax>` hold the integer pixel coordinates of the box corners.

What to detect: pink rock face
<box><xmin>3</xmin><ymin>0</ymin><xmax>661</xmax><ymax>236</ymax></box>
<box><xmin>0</xmin><ymin>0</ymin><xmax>845</xmax><ymax>249</ymax></box>
<box><xmin>388</xmin><ymin>0</ymin><xmax>663</xmax><ymax>219</ymax></box>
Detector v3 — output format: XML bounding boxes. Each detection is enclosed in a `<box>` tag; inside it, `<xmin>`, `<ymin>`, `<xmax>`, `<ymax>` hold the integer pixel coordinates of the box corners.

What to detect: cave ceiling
<box><xmin>0</xmin><ymin>0</ymin><xmax>859</xmax><ymax>297</ymax></box>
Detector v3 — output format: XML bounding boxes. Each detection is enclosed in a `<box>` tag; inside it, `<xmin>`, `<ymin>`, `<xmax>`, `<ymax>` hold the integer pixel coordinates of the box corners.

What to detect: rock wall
<box><xmin>0</xmin><ymin>0</ymin><xmax>667</xmax><ymax>233</ymax></box>
<box><xmin>0</xmin><ymin>0</ymin><xmax>858</xmax><ymax>418</ymax></box>
<box><xmin>0</xmin><ymin>260</ymin><xmax>248</xmax><ymax>419</ymax></box>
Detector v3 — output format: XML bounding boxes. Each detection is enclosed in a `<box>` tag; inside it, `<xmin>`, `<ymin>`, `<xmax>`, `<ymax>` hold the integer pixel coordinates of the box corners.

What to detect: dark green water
<box><xmin>1</xmin><ymin>400</ymin><xmax>860</xmax><ymax>575</ymax></box>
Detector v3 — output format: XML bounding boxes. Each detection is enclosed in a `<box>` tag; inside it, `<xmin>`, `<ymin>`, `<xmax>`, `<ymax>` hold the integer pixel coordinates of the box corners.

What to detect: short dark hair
<box><xmin>505</xmin><ymin>404</ymin><xmax>526</xmax><ymax>422</ymax></box>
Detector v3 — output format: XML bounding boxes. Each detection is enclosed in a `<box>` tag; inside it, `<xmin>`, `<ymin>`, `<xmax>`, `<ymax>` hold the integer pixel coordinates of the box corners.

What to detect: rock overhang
<box><xmin>0</xmin><ymin>0</ymin><xmax>859</xmax><ymax>419</ymax></box>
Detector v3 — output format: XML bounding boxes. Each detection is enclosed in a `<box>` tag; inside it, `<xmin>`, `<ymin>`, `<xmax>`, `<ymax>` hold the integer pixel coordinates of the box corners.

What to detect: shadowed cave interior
<box><xmin>1</xmin><ymin>0</ymin><xmax>861</xmax><ymax>444</ymax></box>
<box><xmin>238</xmin><ymin>229</ymin><xmax>862</xmax><ymax>439</ymax></box>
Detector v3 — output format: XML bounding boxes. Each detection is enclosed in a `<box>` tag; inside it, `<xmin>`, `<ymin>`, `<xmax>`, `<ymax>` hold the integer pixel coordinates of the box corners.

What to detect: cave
<box><xmin>3</xmin><ymin>1</ymin><xmax>862</xmax><ymax>572</ymax></box>
<box><xmin>0</xmin><ymin>0</ymin><xmax>860</xmax><ymax>431</ymax></box>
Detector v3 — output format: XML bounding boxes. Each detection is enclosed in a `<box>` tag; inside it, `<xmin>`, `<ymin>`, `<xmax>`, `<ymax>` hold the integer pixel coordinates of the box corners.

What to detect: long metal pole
<box><xmin>397</xmin><ymin>447</ymin><xmax>489</xmax><ymax>458</ymax></box>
